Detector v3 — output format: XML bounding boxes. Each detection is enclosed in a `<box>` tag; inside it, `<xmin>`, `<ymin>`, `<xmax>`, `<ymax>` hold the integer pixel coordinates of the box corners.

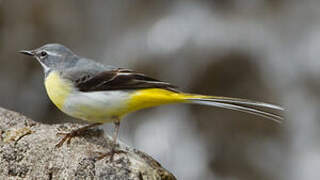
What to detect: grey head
<box><xmin>19</xmin><ymin>43</ymin><xmax>79</xmax><ymax>74</ymax></box>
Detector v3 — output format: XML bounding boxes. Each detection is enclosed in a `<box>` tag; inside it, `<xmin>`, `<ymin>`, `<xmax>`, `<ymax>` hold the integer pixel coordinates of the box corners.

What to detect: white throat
<box><xmin>37</xmin><ymin>59</ymin><xmax>50</xmax><ymax>74</ymax></box>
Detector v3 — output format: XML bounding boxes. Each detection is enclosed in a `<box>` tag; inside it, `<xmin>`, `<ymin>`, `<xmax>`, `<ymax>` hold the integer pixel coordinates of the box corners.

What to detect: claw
<box><xmin>95</xmin><ymin>149</ymin><xmax>126</xmax><ymax>161</ymax></box>
<box><xmin>55</xmin><ymin>131</ymin><xmax>78</xmax><ymax>148</ymax></box>
<box><xmin>56</xmin><ymin>132</ymin><xmax>69</xmax><ymax>136</ymax></box>
<box><xmin>54</xmin><ymin>123</ymin><xmax>102</xmax><ymax>148</ymax></box>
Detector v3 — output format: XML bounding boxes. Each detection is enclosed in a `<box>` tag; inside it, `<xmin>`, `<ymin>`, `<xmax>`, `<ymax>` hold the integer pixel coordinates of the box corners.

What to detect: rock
<box><xmin>0</xmin><ymin>108</ymin><xmax>176</xmax><ymax>180</ymax></box>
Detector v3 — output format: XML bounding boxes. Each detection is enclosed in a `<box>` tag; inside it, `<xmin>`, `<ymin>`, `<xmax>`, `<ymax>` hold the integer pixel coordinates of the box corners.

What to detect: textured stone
<box><xmin>0</xmin><ymin>108</ymin><xmax>176</xmax><ymax>180</ymax></box>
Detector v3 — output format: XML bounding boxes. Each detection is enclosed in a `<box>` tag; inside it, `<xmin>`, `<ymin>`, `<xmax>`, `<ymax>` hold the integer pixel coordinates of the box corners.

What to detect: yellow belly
<box><xmin>44</xmin><ymin>71</ymin><xmax>73</xmax><ymax>111</ymax></box>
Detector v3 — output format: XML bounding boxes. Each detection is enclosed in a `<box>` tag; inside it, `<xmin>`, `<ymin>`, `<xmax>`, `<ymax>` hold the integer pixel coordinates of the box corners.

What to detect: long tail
<box><xmin>129</xmin><ymin>88</ymin><xmax>284</xmax><ymax>123</ymax></box>
<box><xmin>186</xmin><ymin>95</ymin><xmax>284</xmax><ymax>123</ymax></box>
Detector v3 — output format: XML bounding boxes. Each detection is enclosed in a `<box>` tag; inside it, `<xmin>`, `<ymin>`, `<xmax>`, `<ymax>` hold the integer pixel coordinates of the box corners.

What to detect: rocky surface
<box><xmin>0</xmin><ymin>107</ymin><xmax>176</xmax><ymax>180</ymax></box>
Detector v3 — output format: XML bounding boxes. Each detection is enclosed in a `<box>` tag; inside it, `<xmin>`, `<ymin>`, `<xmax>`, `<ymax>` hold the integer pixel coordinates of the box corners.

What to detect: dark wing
<box><xmin>74</xmin><ymin>68</ymin><xmax>180</xmax><ymax>92</ymax></box>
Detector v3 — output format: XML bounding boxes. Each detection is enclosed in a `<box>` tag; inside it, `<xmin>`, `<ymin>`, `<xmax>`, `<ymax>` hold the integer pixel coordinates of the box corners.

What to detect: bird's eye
<box><xmin>40</xmin><ymin>51</ymin><xmax>47</xmax><ymax>57</ymax></box>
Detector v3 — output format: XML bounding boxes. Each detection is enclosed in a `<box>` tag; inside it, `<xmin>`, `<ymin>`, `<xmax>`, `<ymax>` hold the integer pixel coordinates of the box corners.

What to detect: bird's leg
<box><xmin>112</xmin><ymin>121</ymin><xmax>120</xmax><ymax>148</ymax></box>
<box><xmin>96</xmin><ymin>120</ymin><xmax>125</xmax><ymax>161</ymax></box>
<box><xmin>55</xmin><ymin>123</ymin><xmax>102</xmax><ymax>148</ymax></box>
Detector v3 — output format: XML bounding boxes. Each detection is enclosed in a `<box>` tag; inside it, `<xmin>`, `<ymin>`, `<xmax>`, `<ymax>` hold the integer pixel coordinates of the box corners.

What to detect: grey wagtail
<box><xmin>20</xmin><ymin>43</ymin><xmax>283</xmax><ymax>158</ymax></box>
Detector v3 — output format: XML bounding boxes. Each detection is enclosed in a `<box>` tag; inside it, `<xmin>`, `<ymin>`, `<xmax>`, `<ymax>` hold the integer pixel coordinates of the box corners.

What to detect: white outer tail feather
<box><xmin>200</xmin><ymin>97</ymin><xmax>284</xmax><ymax>111</ymax></box>
<box><xmin>188</xmin><ymin>98</ymin><xmax>283</xmax><ymax>123</ymax></box>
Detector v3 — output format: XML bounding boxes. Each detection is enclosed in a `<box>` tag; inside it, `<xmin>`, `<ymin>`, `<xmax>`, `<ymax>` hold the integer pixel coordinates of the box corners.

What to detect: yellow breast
<box><xmin>44</xmin><ymin>71</ymin><xmax>73</xmax><ymax>110</ymax></box>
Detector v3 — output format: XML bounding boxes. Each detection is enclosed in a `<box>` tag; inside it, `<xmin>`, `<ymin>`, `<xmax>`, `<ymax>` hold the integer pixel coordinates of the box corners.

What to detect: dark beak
<box><xmin>19</xmin><ymin>50</ymin><xmax>34</xmax><ymax>56</ymax></box>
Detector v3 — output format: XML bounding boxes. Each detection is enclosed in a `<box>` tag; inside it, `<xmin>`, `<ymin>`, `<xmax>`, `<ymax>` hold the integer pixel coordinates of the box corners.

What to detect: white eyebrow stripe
<box><xmin>46</xmin><ymin>51</ymin><xmax>62</xmax><ymax>57</ymax></box>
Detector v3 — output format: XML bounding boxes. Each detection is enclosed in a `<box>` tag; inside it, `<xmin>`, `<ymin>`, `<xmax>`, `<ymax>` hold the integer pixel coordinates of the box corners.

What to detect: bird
<box><xmin>19</xmin><ymin>43</ymin><xmax>283</xmax><ymax>159</ymax></box>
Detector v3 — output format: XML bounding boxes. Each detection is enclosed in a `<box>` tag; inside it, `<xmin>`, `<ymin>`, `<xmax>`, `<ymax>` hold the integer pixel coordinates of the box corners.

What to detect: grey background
<box><xmin>0</xmin><ymin>0</ymin><xmax>318</xmax><ymax>179</ymax></box>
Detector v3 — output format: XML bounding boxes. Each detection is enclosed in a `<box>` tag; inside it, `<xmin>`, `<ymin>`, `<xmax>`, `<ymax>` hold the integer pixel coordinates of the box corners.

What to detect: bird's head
<box><xmin>20</xmin><ymin>43</ymin><xmax>78</xmax><ymax>74</ymax></box>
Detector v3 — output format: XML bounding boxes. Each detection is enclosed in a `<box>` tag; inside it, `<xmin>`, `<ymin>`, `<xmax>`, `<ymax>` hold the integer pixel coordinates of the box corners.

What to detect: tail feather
<box><xmin>198</xmin><ymin>97</ymin><xmax>284</xmax><ymax>111</ymax></box>
<box><xmin>128</xmin><ymin>88</ymin><xmax>284</xmax><ymax>123</ymax></box>
<box><xmin>187</xmin><ymin>96</ymin><xmax>284</xmax><ymax>123</ymax></box>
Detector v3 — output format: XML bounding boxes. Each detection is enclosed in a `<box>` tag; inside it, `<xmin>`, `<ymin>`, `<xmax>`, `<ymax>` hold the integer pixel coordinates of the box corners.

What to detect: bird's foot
<box><xmin>55</xmin><ymin>123</ymin><xmax>102</xmax><ymax>148</ymax></box>
<box><xmin>95</xmin><ymin>149</ymin><xmax>126</xmax><ymax>162</ymax></box>
<box><xmin>55</xmin><ymin>130</ymin><xmax>80</xmax><ymax>148</ymax></box>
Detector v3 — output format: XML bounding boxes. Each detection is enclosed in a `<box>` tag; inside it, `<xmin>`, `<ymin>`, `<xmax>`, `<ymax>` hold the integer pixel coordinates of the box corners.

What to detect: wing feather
<box><xmin>74</xmin><ymin>68</ymin><xmax>179</xmax><ymax>92</ymax></box>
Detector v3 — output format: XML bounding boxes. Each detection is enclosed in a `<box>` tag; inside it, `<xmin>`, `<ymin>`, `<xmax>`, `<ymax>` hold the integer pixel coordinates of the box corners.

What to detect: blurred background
<box><xmin>1</xmin><ymin>0</ymin><xmax>319</xmax><ymax>179</ymax></box>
